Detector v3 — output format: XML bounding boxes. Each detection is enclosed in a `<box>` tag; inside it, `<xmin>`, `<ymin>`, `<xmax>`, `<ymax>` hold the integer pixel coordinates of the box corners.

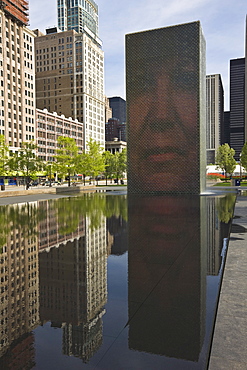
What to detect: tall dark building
<box><xmin>223</xmin><ymin>111</ymin><xmax>230</xmax><ymax>145</ymax></box>
<box><xmin>105</xmin><ymin>118</ymin><xmax>126</xmax><ymax>141</ymax></box>
<box><xmin>230</xmin><ymin>58</ymin><xmax>245</xmax><ymax>160</ymax></box>
<box><xmin>109</xmin><ymin>97</ymin><xmax>126</xmax><ymax>124</ymax></box>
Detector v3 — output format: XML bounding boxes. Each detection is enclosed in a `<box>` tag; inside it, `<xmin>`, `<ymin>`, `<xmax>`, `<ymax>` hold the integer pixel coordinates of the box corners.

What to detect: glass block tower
<box><xmin>57</xmin><ymin>0</ymin><xmax>99</xmax><ymax>38</ymax></box>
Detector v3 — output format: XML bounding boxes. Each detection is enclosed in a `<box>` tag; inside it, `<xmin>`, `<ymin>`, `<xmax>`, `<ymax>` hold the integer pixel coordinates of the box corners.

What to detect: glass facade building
<box><xmin>230</xmin><ymin>58</ymin><xmax>245</xmax><ymax>161</ymax></box>
<box><xmin>57</xmin><ymin>0</ymin><xmax>99</xmax><ymax>38</ymax></box>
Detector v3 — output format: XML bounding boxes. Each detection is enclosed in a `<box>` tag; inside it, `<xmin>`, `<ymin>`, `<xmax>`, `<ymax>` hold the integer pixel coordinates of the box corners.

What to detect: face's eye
<box><xmin>128</xmin><ymin>65</ymin><xmax>158</xmax><ymax>94</ymax></box>
<box><xmin>172</xmin><ymin>70</ymin><xmax>197</xmax><ymax>92</ymax></box>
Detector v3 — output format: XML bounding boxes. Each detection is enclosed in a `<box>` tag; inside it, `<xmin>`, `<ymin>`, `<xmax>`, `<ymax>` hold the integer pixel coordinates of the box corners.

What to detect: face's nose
<box><xmin>144</xmin><ymin>75</ymin><xmax>180</xmax><ymax>133</ymax></box>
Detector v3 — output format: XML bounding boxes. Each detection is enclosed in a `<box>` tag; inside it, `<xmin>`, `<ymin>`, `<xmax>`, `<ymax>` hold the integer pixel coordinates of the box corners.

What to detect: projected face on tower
<box><xmin>126</xmin><ymin>22</ymin><xmax>205</xmax><ymax>194</ymax></box>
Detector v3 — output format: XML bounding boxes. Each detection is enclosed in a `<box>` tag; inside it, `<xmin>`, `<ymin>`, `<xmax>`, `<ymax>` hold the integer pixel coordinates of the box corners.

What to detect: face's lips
<box><xmin>142</xmin><ymin>146</ymin><xmax>186</xmax><ymax>161</ymax></box>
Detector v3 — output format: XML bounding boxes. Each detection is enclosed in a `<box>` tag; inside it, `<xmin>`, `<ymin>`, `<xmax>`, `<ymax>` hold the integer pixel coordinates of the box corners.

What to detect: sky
<box><xmin>29</xmin><ymin>0</ymin><xmax>247</xmax><ymax>110</ymax></box>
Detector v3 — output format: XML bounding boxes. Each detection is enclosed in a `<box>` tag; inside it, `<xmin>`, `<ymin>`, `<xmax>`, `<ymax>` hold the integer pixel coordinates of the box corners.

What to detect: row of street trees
<box><xmin>0</xmin><ymin>135</ymin><xmax>127</xmax><ymax>189</ymax></box>
<box><xmin>215</xmin><ymin>142</ymin><xmax>247</xmax><ymax>177</ymax></box>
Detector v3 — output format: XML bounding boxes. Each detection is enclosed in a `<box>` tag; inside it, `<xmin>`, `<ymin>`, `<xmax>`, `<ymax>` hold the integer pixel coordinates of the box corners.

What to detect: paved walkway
<box><xmin>208</xmin><ymin>192</ymin><xmax>247</xmax><ymax>369</ymax></box>
<box><xmin>0</xmin><ymin>184</ymin><xmax>96</xmax><ymax>198</ymax></box>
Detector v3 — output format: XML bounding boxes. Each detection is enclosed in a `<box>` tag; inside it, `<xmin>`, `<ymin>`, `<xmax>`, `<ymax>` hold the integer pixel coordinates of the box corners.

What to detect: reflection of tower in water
<box><xmin>107</xmin><ymin>215</ymin><xmax>128</xmax><ymax>255</ymax></box>
<box><xmin>128</xmin><ymin>195</ymin><xmax>207</xmax><ymax>362</ymax></box>
<box><xmin>207</xmin><ymin>194</ymin><xmax>235</xmax><ymax>276</ymax></box>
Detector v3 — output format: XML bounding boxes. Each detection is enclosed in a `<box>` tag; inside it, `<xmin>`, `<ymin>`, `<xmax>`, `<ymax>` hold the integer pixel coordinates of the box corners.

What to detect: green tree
<box><xmin>9</xmin><ymin>141</ymin><xmax>42</xmax><ymax>189</ymax></box>
<box><xmin>0</xmin><ymin>135</ymin><xmax>9</xmax><ymax>174</ymax></box>
<box><xmin>0</xmin><ymin>135</ymin><xmax>9</xmax><ymax>189</ymax></box>
<box><xmin>112</xmin><ymin>149</ymin><xmax>127</xmax><ymax>183</ymax></box>
<box><xmin>215</xmin><ymin>144</ymin><xmax>237</xmax><ymax>178</ymax></box>
<box><xmin>103</xmin><ymin>151</ymin><xmax>115</xmax><ymax>185</ymax></box>
<box><xmin>240</xmin><ymin>141</ymin><xmax>247</xmax><ymax>172</ymax></box>
<box><xmin>55</xmin><ymin>136</ymin><xmax>79</xmax><ymax>186</ymax></box>
<box><xmin>86</xmin><ymin>138</ymin><xmax>105</xmax><ymax>184</ymax></box>
<box><xmin>76</xmin><ymin>152</ymin><xmax>91</xmax><ymax>185</ymax></box>
<box><xmin>44</xmin><ymin>161</ymin><xmax>56</xmax><ymax>186</ymax></box>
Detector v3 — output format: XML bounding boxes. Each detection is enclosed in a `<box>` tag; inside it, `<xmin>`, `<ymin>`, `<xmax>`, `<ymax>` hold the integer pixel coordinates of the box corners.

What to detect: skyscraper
<box><xmin>0</xmin><ymin>0</ymin><xmax>29</xmax><ymax>25</ymax></box>
<box><xmin>109</xmin><ymin>97</ymin><xmax>126</xmax><ymax>124</ymax></box>
<box><xmin>223</xmin><ymin>111</ymin><xmax>230</xmax><ymax>145</ymax></box>
<box><xmin>34</xmin><ymin>0</ymin><xmax>104</xmax><ymax>149</ymax></box>
<box><xmin>0</xmin><ymin>0</ymin><xmax>36</xmax><ymax>152</ymax></box>
<box><xmin>34</xmin><ymin>27</ymin><xmax>105</xmax><ymax>149</ymax></box>
<box><xmin>206</xmin><ymin>74</ymin><xmax>224</xmax><ymax>164</ymax></box>
<box><xmin>57</xmin><ymin>0</ymin><xmax>99</xmax><ymax>39</ymax></box>
<box><xmin>230</xmin><ymin>58</ymin><xmax>245</xmax><ymax>160</ymax></box>
<box><xmin>245</xmin><ymin>17</ymin><xmax>247</xmax><ymax>148</ymax></box>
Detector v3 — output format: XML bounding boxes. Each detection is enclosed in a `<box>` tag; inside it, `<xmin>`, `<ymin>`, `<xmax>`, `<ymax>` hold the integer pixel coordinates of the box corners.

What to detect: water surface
<box><xmin>0</xmin><ymin>192</ymin><xmax>235</xmax><ymax>369</ymax></box>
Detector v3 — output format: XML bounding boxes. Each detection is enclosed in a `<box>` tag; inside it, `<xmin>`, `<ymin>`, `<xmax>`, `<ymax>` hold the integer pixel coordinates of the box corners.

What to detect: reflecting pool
<box><xmin>0</xmin><ymin>192</ymin><xmax>236</xmax><ymax>369</ymax></box>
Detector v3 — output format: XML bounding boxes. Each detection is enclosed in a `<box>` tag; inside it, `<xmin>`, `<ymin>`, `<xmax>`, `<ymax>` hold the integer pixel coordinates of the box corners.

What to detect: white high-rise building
<box><xmin>0</xmin><ymin>1</ymin><xmax>36</xmax><ymax>153</ymax></box>
<box><xmin>206</xmin><ymin>74</ymin><xmax>224</xmax><ymax>164</ymax></box>
<box><xmin>34</xmin><ymin>0</ymin><xmax>104</xmax><ymax>150</ymax></box>
<box><xmin>34</xmin><ymin>28</ymin><xmax>105</xmax><ymax>150</ymax></box>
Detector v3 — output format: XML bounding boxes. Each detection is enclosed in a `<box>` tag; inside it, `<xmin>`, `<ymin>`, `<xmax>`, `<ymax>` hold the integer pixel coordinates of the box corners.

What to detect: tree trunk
<box><xmin>68</xmin><ymin>170</ymin><xmax>71</xmax><ymax>187</ymax></box>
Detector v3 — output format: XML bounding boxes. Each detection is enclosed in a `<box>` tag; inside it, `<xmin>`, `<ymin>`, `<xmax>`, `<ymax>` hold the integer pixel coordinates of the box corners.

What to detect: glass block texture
<box><xmin>126</xmin><ymin>22</ymin><xmax>206</xmax><ymax>194</ymax></box>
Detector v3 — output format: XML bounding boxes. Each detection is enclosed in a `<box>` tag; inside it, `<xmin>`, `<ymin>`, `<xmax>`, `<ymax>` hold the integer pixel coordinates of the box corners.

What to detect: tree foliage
<box><xmin>240</xmin><ymin>141</ymin><xmax>247</xmax><ymax>171</ymax></box>
<box><xmin>75</xmin><ymin>152</ymin><xmax>91</xmax><ymax>185</ymax></box>
<box><xmin>215</xmin><ymin>144</ymin><xmax>237</xmax><ymax>177</ymax></box>
<box><xmin>0</xmin><ymin>134</ymin><xmax>9</xmax><ymax>177</ymax></box>
<box><xmin>85</xmin><ymin>138</ymin><xmax>105</xmax><ymax>183</ymax></box>
<box><xmin>103</xmin><ymin>151</ymin><xmax>115</xmax><ymax>185</ymax></box>
<box><xmin>55</xmin><ymin>136</ymin><xmax>79</xmax><ymax>186</ymax></box>
<box><xmin>112</xmin><ymin>149</ymin><xmax>127</xmax><ymax>182</ymax></box>
<box><xmin>9</xmin><ymin>141</ymin><xmax>42</xmax><ymax>189</ymax></box>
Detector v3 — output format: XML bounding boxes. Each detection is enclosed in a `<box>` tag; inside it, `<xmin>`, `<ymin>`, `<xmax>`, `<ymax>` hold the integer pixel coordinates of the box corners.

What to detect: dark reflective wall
<box><xmin>128</xmin><ymin>195</ymin><xmax>206</xmax><ymax>360</ymax></box>
<box><xmin>126</xmin><ymin>21</ymin><xmax>206</xmax><ymax>194</ymax></box>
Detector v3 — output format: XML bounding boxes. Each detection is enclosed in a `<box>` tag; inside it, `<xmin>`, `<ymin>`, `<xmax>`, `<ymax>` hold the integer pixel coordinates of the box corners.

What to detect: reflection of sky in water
<box><xmin>0</xmin><ymin>193</ymin><xmax>235</xmax><ymax>369</ymax></box>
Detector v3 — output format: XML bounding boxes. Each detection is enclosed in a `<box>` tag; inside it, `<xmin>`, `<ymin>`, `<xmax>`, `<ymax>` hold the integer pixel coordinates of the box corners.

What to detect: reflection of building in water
<box><xmin>0</xmin><ymin>202</ymin><xmax>39</xmax><ymax>364</ymax></box>
<box><xmin>84</xmin><ymin>216</ymin><xmax>107</xmax><ymax>322</ymax></box>
<box><xmin>38</xmin><ymin>200</ymin><xmax>85</xmax><ymax>251</ymax></box>
<box><xmin>39</xmin><ymin>214</ymin><xmax>107</xmax><ymax>362</ymax></box>
<box><xmin>207</xmin><ymin>196</ymin><xmax>235</xmax><ymax>276</ymax></box>
<box><xmin>39</xmin><ymin>237</ymin><xmax>87</xmax><ymax>324</ymax></box>
<box><xmin>128</xmin><ymin>195</ymin><xmax>207</xmax><ymax>362</ymax></box>
<box><xmin>62</xmin><ymin>309</ymin><xmax>105</xmax><ymax>363</ymax></box>
<box><xmin>107</xmin><ymin>216</ymin><xmax>128</xmax><ymax>255</ymax></box>
<box><xmin>0</xmin><ymin>333</ymin><xmax>35</xmax><ymax>370</ymax></box>
<box><xmin>207</xmin><ymin>197</ymin><xmax>222</xmax><ymax>276</ymax></box>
